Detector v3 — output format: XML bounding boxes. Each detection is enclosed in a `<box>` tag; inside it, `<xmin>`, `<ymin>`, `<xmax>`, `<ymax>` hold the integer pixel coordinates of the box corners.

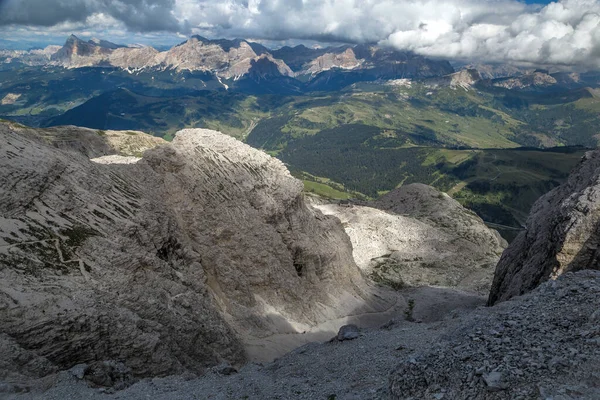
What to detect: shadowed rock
<box><xmin>489</xmin><ymin>149</ymin><xmax>600</xmax><ymax>305</ymax></box>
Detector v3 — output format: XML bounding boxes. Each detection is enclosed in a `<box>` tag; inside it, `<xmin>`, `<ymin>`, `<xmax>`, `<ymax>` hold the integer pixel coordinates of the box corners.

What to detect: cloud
<box><xmin>0</xmin><ymin>0</ymin><xmax>187</xmax><ymax>32</ymax></box>
<box><xmin>1</xmin><ymin>0</ymin><xmax>600</xmax><ymax>67</ymax></box>
<box><xmin>382</xmin><ymin>0</ymin><xmax>600</xmax><ymax>67</ymax></box>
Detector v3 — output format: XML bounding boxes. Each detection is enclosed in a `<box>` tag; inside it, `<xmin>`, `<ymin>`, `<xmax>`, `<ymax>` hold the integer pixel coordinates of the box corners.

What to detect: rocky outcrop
<box><xmin>488</xmin><ymin>150</ymin><xmax>600</xmax><ymax>305</ymax></box>
<box><xmin>0</xmin><ymin>122</ymin><xmax>389</xmax><ymax>386</ymax></box>
<box><xmin>109</xmin><ymin>46</ymin><xmax>160</xmax><ymax>70</ymax></box>
<box><xmin>0</xmin><ymin>121</ymin><xmax>164</xmax><ymax>158</ymax></box>
<box><xmin>463</xmin><ymin>63</ymin><xmax>529</xmax><ymax>79</ymax></box>
<box><xmin>425</xmin><ymin>68</ymin><xmax>482</xmax><ymax>90</ymax></box>
<box><xmin>1</xmin><ymin>94</ymin><xmax>21</xmax><ymax>105</ymax></box>
<box><xmin>51</xmin><ymin>35</ymin><xmax>115</xmax><ymax>68</ymax></box>
<box><xmin>303</xmin><ymin>48</ymin><xmax>362</xmax><ymax>75</ymax></box>
<box><xmin>316</xmin><ymin>184</ymin><xmax>507</xmax><ymax>294</ymax></box>
<box><xmin>492</xmin><ymin>70</ymin><xmax>557</xmax><ymax>89</ymax></box>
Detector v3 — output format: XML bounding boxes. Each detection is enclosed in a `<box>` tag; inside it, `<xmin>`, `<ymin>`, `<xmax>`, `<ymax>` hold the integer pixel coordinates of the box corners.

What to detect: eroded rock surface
<box><xmin>0</xmin><ymin>122</ymin><xmax>390</xmax><ymax>387</ymax></box>
<box><xmin>316</xmin><ymin>184</ymin><xmax>507</xmax><ymax>294</ymax></box>
<box><xmin>489</xmin><ymin>150</ymin><xmax>600</xmax><ymax>305</ymax></box>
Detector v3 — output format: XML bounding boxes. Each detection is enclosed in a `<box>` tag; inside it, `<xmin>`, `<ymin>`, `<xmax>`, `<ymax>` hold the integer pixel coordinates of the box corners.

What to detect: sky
<box><xmin>0</xmin><ymin>0</ymin><xmax>599</xmax><ymax>68</ymax></box>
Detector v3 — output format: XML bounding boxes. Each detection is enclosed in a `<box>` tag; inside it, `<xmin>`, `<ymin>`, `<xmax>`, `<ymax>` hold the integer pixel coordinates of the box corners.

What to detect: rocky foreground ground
<box><xmin>7</xmin><ymin>270</ymin><xmax>599</xmax><ymax>400</ymax></box>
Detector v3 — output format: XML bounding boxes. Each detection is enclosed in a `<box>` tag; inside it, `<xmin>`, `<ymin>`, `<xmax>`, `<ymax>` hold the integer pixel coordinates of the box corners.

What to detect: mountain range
<box><xmin>1</xmin><ymin>34</ymin><xmax>454</xmax><ymax>88</ymax></box>
<box><xmin>4</xmin><ymin>35</ymin><xmax>600</xmax><ymax>93</ymax></box>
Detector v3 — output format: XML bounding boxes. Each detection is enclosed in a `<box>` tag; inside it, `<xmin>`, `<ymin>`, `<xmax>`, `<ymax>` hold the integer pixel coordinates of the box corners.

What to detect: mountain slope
<box><xmin>315</xmin><ymin>184</ymin><xmax>507</xmax><ymax>294</ymax></box>
<box><xmin>11</xmin><ymin>270</ymin><xmax>599</xmax><ymax>399</ymax></box>
<box><xmin>489</xmin><ymin>148</ymin><xmax>600</xmax><ymax>304</ymax></box>
<box><xmin>0</xmin><ymin>121</ymin><xmax>394</xmax><ymax>386</ymax></box>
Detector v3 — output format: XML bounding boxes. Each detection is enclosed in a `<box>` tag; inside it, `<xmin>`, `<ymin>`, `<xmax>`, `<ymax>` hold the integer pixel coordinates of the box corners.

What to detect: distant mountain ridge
<box><xmin>1</xmin><ymin>34</ymin><xmax>454</xmax><ymax>86</ymax></box>
<box><xmin>4</xmin><ymin>35</ymin><xmax>600</xmax><ymax>95</ymax></box>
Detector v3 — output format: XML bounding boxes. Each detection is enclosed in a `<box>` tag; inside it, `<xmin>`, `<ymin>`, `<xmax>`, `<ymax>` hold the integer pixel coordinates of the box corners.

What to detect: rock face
<box><xmin>0</xmin><ymin>122</ymin><xmax>387</xmax><ymax>386</ymax></box>
<box><xmin>425</xmin><ymin>68</ymin><xmax>482</xmax><ymax>90</ymax></box>
<box><xmin>153</xmin><ymin>36</ymin><xmax>293</xmax><ymax>79</ymax></box>
<box><xmin>316</xmin><ymin>184</ymin><xmax>507</xmax><ymax>294</ymax></box>
<box><xmin>389</xmin><ymin>270</ymin><xmax>600</xmax><ymax>399</ymax></box>
<box><xmin>304</xmin><ymin>48</ymin><xmax>363</xmax><ymax>75</ymax></box>
<box><xmin>492</xmin><ymin>70</ymin><xmax>557</xmax><ymax>89</ymax></box>
<box><xmin>489</xmin><ymin>150</ymin><xmax>600</xmax><ymax>305</ymax></box>
<box><xmin>1</xmin><ymin>94</ymin><xmax>21</xmax><ymax>105</ymax></box>
<box><xmin>51</xmin><ymin>35</ymin><xmax>116</xmax><ymax>68</ymax></box>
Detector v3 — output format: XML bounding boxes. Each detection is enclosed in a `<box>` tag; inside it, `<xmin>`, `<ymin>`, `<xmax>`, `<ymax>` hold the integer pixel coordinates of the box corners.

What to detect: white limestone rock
<box><xmin>0</xmin><ymin>122</ymin><xmax>393</xmax><ymax>387</ymax></box>
<box><xmin>316</xmin><ymin>184</ymin><xmax>507</xmax><ymax>294</ymax></box>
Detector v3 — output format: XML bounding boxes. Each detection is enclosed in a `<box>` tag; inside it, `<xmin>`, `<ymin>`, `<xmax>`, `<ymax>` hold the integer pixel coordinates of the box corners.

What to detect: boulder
<box><xmin>336</xmin><ymin>325</ymin><xmax>360</xmax><ymax>341</ymax></box>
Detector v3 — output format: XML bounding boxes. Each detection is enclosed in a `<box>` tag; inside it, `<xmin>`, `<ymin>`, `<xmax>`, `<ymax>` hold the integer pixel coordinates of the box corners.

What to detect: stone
<box><xmin>483</xmin><ymin>371</ymin><xmax>506</xmax><ymax>392</ymax></box>
<box><xmin>214</xmin><ymin>364</ymin><xmax>238</xmax><ymax>376</ymax></box>
<box><xmin>337</xmin><ymin>325</ymin><xmax>360</xmax><ymax>341</ymax></box>
<box><xmin>69</xmin><ymin>364</ymin><xmax>88</xmax><ymax>380</ymax></box>
<box><xmin>83</xmin><ymin>361</ymin><xmax>133</xmax><ymax>389</ymax></box>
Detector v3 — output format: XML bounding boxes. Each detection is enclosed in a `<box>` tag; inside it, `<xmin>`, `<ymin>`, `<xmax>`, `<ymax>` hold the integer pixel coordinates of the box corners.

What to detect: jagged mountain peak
<box><xmin>450</xmin><ymin>68</ymin><xmax>482</xmax><ymax>87</ymax></box>
<box><xmin>66</xmin><ymin>33</ymin><xmax>81</xmax><ymax>41</ymax></box>
<box><xmin>186</xmin><ymin>35</ymin><xmax>260</xmax><ymax>52</ymax></box>
<box><xmin>39</xmin><ymin>34</ymin><xmax>452</xmax><ymax>87</ymax></box>
<box><xmin>423</xmin><ymin>67</ymin><xmax>481</xmax><ymax>89</ymax></box>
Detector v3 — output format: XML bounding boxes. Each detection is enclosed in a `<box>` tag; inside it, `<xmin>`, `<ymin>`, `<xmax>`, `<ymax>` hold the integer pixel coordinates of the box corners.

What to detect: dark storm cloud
<box><xmin>0</xmin><ymin>0</ymin><xmax>188</xmax><ymax>32</ymax></box>
<box><xmin>0</xmin><ymin>0</ymin><xmax>95</xmax><ymax>27</ymax></box>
